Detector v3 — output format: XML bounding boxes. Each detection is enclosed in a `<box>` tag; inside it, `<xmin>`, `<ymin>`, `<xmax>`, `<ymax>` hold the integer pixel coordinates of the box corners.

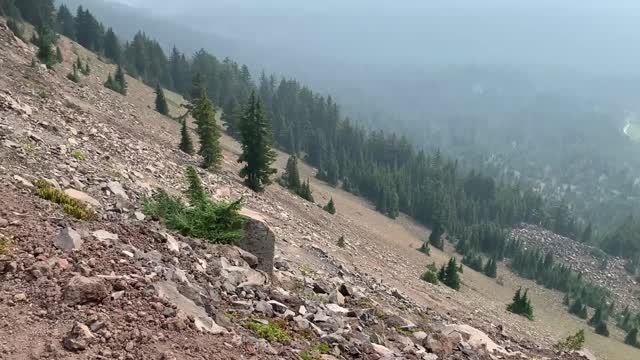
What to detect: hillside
<box><xmin>0</xmin><ymin>17</ymin><xmax>639</xmax><ymax>360</ymax></box>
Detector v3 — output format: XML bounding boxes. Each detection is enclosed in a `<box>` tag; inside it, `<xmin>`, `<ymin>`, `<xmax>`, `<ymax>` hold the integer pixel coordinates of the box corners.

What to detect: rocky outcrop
<box><xmin>238</xmin><ymin>209</ymin><xmax>275</xmax><ymax>275</ymax></box>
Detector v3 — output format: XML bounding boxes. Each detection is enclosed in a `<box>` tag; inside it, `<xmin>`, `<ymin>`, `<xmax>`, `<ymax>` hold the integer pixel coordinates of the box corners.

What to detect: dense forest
<box><xmin>3</xmin><ymin>0</ymin><xmax>640</xmax><ymax>330</ymax></box>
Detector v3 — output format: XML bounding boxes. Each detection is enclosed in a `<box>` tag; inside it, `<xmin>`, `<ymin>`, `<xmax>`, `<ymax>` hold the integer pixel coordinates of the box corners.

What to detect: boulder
<box><xmin>442</xmin><ymin>324</ymin><xmax>508</xmax><ymax>355</ymax></box>
<box><xmin>254</xmin><ymin>300</ymin><xmax>274</xmax><ymax>317</ymax></box>
<box><xmin>64</xmin><ymin>189</ymin><xmax>101</xmax><ymax>207</ymax></box>
<box><xmin>63</xmin><ymin>322</ymin><xmax>95</xmax><ymax>351</ymax></box>
<box><xmin>237</xmin><ymin>210</ymin><xmax>275</xmax><ymax>274</ymax></box>
<box><xmin>64</xmin><ymin>276</ymin><xmax>111</xmax><ymax>305</ymax></box>
<box><xmin>106</xmin><ymin>181</ymin><xmax>129</xmax><ymax>200</ymax></box>
<box><xmin>92</xmin><ymin>230</ymin><xmax>118</xmax><ymax>242</ymax></box>
<box><xmin>54</xmin><ymin>227</ymin><xmax>83</xmax><ymax>252</ymax></box>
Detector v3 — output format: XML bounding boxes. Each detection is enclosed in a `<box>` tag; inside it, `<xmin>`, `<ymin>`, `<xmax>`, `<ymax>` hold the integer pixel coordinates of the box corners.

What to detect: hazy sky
<box><xmin>108</xmin><ymin>0</ymin><xmax>640</xmax><ymax>75</ymax></box>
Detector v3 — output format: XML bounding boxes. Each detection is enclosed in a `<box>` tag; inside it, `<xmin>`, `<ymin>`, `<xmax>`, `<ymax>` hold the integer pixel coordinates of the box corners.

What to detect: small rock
<box><xmin>54</xmin><ymin>227</ymin><xmax>83</xmax><ymax>252</ymax></box>
<box><xmin>267</xmin><ymin>300</ymin><xmax>288</xmax><ymax>314</ymax></box>
<box><xmin>92</xmin><ymin>230</ymin><xmax>118</xmax><ymax>242</ymax></box>
<box><xmin>254</xmin><ymin>300</ymin><xmax>274</xmax><ymax>317</ymax></box>
<box><xmin>106</xmin><ymin>181</ymin><xmax>129</xmax><ymax>200</ymax></box>
<box><xmin>0</xmin><ymin>218</ymin><xmax>8</xmax><ymax>227</ymax></box>
<box><xmin>64</xmin><ymin>189</ymin><xmax>101</xmax><ymax>207</ymax></box>
<box><xmin>13</xmin><ymin>175</ymin><xmax>33</xmax><ymax>188</ymax></box>
<box><xmin>63</xmin><ymin>322</ymin><xmax>95</xmax><ymax>352</ymax></box>
<box><xmin>134</xmin><ymin>211</ymin><xmax>145</xmax><ymax>221</ymax></box>
<box><xmin>13</xmin><ymin>293</ymin><xmax>27</xmax><ymax>302</ymax></box>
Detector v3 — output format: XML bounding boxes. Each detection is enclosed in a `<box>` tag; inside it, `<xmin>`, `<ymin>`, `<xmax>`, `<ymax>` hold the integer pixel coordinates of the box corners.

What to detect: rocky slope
<box><xmin>0</xmin><ymin>19</ymin><xmax>597</xmax><ymax>360</ymax></box>
<box><xmin>511</xmin><ymin>225</ymin><xmax>640</xmax><ymax>311</ymax></box>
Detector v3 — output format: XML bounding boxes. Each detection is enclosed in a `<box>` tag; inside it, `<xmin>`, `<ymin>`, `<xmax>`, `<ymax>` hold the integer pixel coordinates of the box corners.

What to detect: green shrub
<box><xmin>337</xmin><ymin>235</ymin><xmax>346</xmax><ymax>248</ymax></box>
<box><xmin>553</xmin><ymin>329</ymin><xmax>585</xmax><ymax>352</ymax></box>
<box><xmin>0</xmin><ymin>237</ymin><xmax>10</xmax><ymax>255</ymax></box>
<box><xmin>34</xmin><ymin>179</ymin><xmax>93</xmax><ymax>220</ymax></box>
<box><xmin>421</xmin><ymin>269</ymin><xmax>439</xmax><ymax>285</ymax></box>
<box><xmin>71</xmin><ymin>150</ymin><xmax>85</xmax><ymax>160</ymax></box>
<box><xmin>245</xmin><ymin>320</ymin><xmax>290</xmax><ymax>343</ymax></box>
<box><xmin>507</xmin><ymin>288</ymin><xmax>534</xmax><ymax>320</ymax></box>
<box><xmin>143</xmin><ymin>166</ymin><xmax>246</xmax><ymax>244</ymax></box>
<box><xmin>7</xmin><ymin>18</ymin><xmax>24</xmax><ymax>40</ymax></box>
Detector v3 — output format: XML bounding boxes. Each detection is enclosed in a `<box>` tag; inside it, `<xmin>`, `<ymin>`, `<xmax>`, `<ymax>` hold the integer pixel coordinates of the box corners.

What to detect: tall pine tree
<box><xmin>155</xmin><ymin>83</ymin><xmax>169</xmax><ymax>115</ymax></box>
<box><xmin>179</xmin><ymin>119</ymin><xmax>194</xmax><ymax>155</ymax></box>
<box><xmin>238</xmin><ymin>92</ymin><xmax>276</xmax><ymax>192</ymax></box>
<box><xmin>191</xmin><ymin>90</ymin><xmax>222</xmax><ymax>170</ymax></box>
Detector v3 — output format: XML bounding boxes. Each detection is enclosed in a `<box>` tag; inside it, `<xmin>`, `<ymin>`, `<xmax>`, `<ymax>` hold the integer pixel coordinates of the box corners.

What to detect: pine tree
<box><xmin>581</xmin><ymin>222</ymin><xmax>593</xmax><ymax>243</ymax></box>
<box><xmin>179</xmin><ymin>119</ymin><xmax>195</xmax><ymax>155</ymax></box>
<box><xmin>191</xmin><ymin>91</ymin><xmax>222</xmax><ymax>170</ymax></box>
<box><xmin>238</xmin><ymin>92</ymin><xmax>277</xmax><ymax>192</ymax></box>
<box><xmin>484</xmin><ymin>258</ymin><xmax>498</xmax><ymax>278</ymax></box>
<box><xmin>114</xmin><ymin>64</ymin><xmax>127</xmax><ymax>94</ymax></box>
<box><xmin>298</xmin><ymin>179</ymin><xmax>314</xmax><ymax>202</ymax></box>
<box><xmin>103</xmin><ymin>27</ymin><xmax>121</xmax><ymax>63</ymax></box>
<box><xmin>35</xmin><ymin>25</ymin><xmax>56</xmax><ymax>68</ymax></box>
<box><xmin>507</xmin><ymin>288</ymin><xmax>534</xmax><ymax>320</ymax></box>
<box><xmin>56</xmin><ymin>4</ymin><xmax>76</xmax><ymax>40</ymax></box>
<box><xmin>155</xmin><ymin>83</ymin><xmax>169</xmax><ymax>115</ymax></box>
<box><xmin>185</xmin><ymin>166</ymin><xmax>206</xmax><ymax>204</ymax></box>
<box><xmin>281</xmin><ymin>155</ymin><xmax>302</xmax><ymax>191</ymax></box>
<box><xmin>595</xmin><ymin>321</ymin><xmax>610</xmax><ymax>337</ymax></box>
<box><xmin>323</xmin><ymin>198</ymin><xmax>336</xmax><ymax>215</ymax></box>
<box><xmin>442</xmin><ymin>257</ymin><xmax>461</xmax><ymax>290</ymax></box>
<box><xmin>625</xmin><ymin>328</ymin><xmax>639</xmax><ymax>347</ymax></box>
<box><xmin>429</xmin><ymin>221</ymin><xmax>445</xmax><ymax>250</ymax></box>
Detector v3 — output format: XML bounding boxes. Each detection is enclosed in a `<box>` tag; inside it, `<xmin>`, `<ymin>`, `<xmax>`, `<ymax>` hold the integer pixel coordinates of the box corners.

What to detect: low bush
<box><xmin>245</xmin><ymin>320</ymin><xmax>290</xmax><ymax>343</ymax></box>
<box><xmin>34</xmin><ymin>179</ymin><xmax>93</xmax><ymax>220</ymax></box>
<box><xmin>143</xmin><ymin>166</ymin><xmax>246</xmax><ymax>244</ymax></box>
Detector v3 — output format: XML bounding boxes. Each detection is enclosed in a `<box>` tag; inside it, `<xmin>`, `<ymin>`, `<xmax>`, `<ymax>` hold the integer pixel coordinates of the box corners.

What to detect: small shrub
<box><xmin>553</xmin><ymin>329</ymin><xmax>585</xmax><ymax>352</ymax></box>
<box><xmin>245</xmin><ymin>320</ymin><xmax>290</xmax><ymax>343</ymax></box>
<box><xmin>71</xmin><ymin>150</ymin><xmax>85</xmax><ymax>160</ymax></box>
<box><xmin>34</xmin><ymin>179</ymin><xmax>93</xmax><ymax>220</ymax></box>
<box><xmin>0</xmin><ymin>236</ymin><xmax>10</xmax><ymax>255</ymax></box>
<box><xmin>143</xmin><ymin>166</ymin><xmax>246</xmax><ymax>244</ymax></box>
<box><xmin>418</xmin><ymin>241</ymin><xmax>431</xmax><ymax>255</ymax></box>
<box><xmin>594</xmin><ymin>321</ymin><xmax>610</xmax><ymax>337</ymax></box>
<box><xmin>323</xmin><ymin>198</ymin><xmax>336</xmax><ymax>214</ymax></box>
<box><xmin>421</xmin><ymin>270</ymin><xmax>439</xmax><ymax>285</ymax></box>
<box><xmin>337</xmin><ymin>235</ymin><xmax>346</xmax><ymax>248</ymax></box>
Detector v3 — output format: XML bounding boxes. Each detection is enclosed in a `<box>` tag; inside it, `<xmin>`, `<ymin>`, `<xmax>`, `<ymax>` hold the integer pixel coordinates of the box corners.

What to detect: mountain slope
<box><xmin>0</xmin><ymin>18</ymin><xmax>637</xmax><ymax>360</ymax></box>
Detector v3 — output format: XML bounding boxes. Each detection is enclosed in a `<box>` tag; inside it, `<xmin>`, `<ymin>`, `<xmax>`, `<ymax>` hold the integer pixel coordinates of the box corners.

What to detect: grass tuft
<box><xmin>34</xmin><ymin>179</ymin><xmax>93</xmax><ymax>220</ymax></box>
<box><xmin>245</xmin><ymin>320</ymin><xmax>291</xmax><ymax>343</ymax></box>
<box><xmin>71</xmin><ymin>150</ymin><xmax>85</xmax><ymax>161</ymax></box>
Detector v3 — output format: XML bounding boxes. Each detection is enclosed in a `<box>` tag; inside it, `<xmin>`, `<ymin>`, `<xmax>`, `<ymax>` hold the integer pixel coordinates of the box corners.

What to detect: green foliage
<box><xmin>66</xmin><ymin>64</ymin><xmax>80</xmax><ymax>83</ymax></box>
<box><xmin>34</xmin><ymin>179</ymin><xmax>93</xmax><ymax>220</ymax></box>
<box><xmin>55</xmin><ymin>4</ymin><xmax>75</xmax><ymax>40</ymax></box>
<box><xmin>104</xmin><ymin>66</ymin><xmax>127</xmax><ymax>95</ymax></box>
<box><xmin>594</xmin><ymin>321</ymin><xmax>609</xmax><ymax>337</ymax></box>
<box><xmin>155</xmin><ymin>83</ymin><xmax>169</xmax><ymax>115</ymax></box>
<box><xmin>179</xmin><ymin>119</ymin><xmax>195</xmax><ymax>155</ymax></box>
<box><xmin>192</xmin><ymin>90</ymin><xmax>222</xmax><ymax>170</ymax></box>
<box><xmin>569</xmin><ymin>297</ymin><xmax>589</xmax><ymax>320</ymax></box>
<box><xmin>484</xmin><ymin>258</ymin><xmax>498</xmax><ymax>278</ymax></box>
<box><xmin>438</xmin><ymin>257</ymin><xmax>461</xmax><ymax>290</ymax></box>
<box><xmin>429</xmin><ymin>222</ymin><xmax>444</xmax><ymax>250</ymax></box>
<box><xmin>0</xmin><ymin>236</ymin><xmax>9</xmax><ymax>255</ymax></box>
<box><xmin>143</xmin><ymin>167</ymin><xmax>246</xmax><ymax>244</ymax></box>
<box><xmin>323</xmin><ymin>198</ymin><xmax>336</xmax><ymax>214</ymax></box>
<box><xmin>462</xmin><ymin>253</ymin><xmax>483</xmax><ymax>272</ymax></box>
<box><xmin>35</xmin><ymin>25</ymin><xmax>57</xmax><ymax>68</ymax></box>
<box><xmin>71</xmin><ymin>149</ymin><xmax>85</xmax><ymax>160</ymax></box>
<box><xmin>507</xmin><ymin>288</ymin><xmax>534</xmax><ymax>320</ymax></box>
<box><xmin>553</xmin><ymin>330</ymin><xmax>585</xmax><ymax>352</ymax></box>
<box><xmin>297</xmin><ymin>179</ymin><xmax>314</xmax><ymax>202</ymax></box>
<box><xmin>245</xmin><ymin>320</ymin><xmax>290</xmax><ymax>343</ymax></box>
<box><xmin>625</xmin><ymin>328</ymin><xmax>639</xmax><ymax>348</ymax></box>
<box><xmin>238</xmin><ymin>92</ymin><xmax>277</xmax><ymax>192</ymax></box>
<box><xmin>421</xmin><ymin>269</ymin><xmax>439</xmax><ymax>285</ymax></box>
<box><xmin>337</xmin><ymin>235</ymin><xmax>346</xmax><ymax>248</ymax></box>
<box><xmin>418</xmin><ymin>241</ymin><xmax>431</xmax><ymax>255</ymax></box>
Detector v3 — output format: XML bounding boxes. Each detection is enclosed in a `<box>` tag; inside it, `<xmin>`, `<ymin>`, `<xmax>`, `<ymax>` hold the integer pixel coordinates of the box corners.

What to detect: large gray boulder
<box><xmin>238</xmin><ymin>209</ymin><xmax>275</xmax><ymax>275</ymax></box>
<box><xmin>54</xmin><ymin>227</ymin><xmax>83</xmax><ymax>251</ymax></box>
<box><xmin>64</xmin><ymin>276</ymin><xmax>112</xmax><ymax>305</ymax></box>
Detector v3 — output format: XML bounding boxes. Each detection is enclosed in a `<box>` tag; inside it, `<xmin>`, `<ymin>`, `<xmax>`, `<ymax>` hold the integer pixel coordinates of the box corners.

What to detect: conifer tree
<box><xmin>507</xmin><ymin>288</ymin><xmax>534</xmax><ymax>320</ymax></box>
<box><xmin>191</xmin><ymin>91</ymin><xmax>222</xmax><ymax>170</ymax></box>
<box><xmin>103</xmin><ymin>27</ymin><xmax>121</xmax><ymax>63</ymax></box>
<box><xmin>625</xmin><ymin>328</ymin><xmax>639</xmax><ymax>347</ymax></box>
<box><xmin>281</xmin><ymin>155</ymin><xmax>302</xmax><ymax>191</ymax></box>
<box><xmin>35</xmin><ymin>25</ymin><xmax>56</xmax><ymax>68</ymax></box>
<box><xmin>595</xmin><ymin>321</ymin><xmax>610</xmax><ymax>337</ymax></box>
<box><xmin>484</xmin><ymin>258</ymin><xmax>498</xmax><ymax>278</ymax></box>
<box><xmin>298</xmin><ymin>179</ymin><xmax>314</xmax><ymax>202</ymax></box>
<box><xmin>441</xmin><ymin>257</ymin><xmax>461</xmax><ymax>290</ymax></box>
<box><xmin>429</xmin><ymin>221</ymin><xmax>445</xmax><ymax>250</ymax></box>
<box><xmin>56</xmin><ymin>4</ymin><xmax>76</xmax><ymax>40</ymax></box>
<box><xmin>114</xmin><ymin>64</ymin><xmax>127</xmax><ymax>94</ymax></box>
<box><xmin>179</xmin><ymin>119</ymin><xmax>194</xmax><ymax>155</ymax></box>
<box><xmin>155</xmin><ymin>83</ymin><xmax>169</xmax><ymax>115</ymax></box>
<box><xmin>238</xmin><ymin>92</ymin><xmax>277</xmax><ymax>192</ymax></box>
<box><xmin>324</xmin><ymin>197</ymin><xmax>336</xmax><ymax>215</ymax></box>
<box><xmin>185</xmin><ymin>166</ymin><xmax>206</xmax><ymax>204</ymax></box>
